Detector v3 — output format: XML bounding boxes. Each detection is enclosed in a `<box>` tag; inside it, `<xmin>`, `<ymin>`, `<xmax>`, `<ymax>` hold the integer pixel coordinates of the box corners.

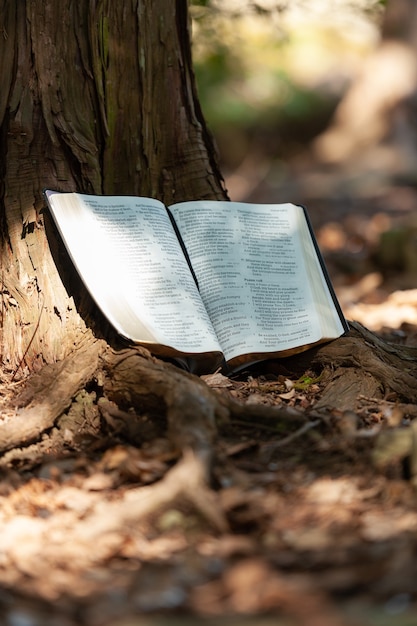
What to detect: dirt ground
<box><xmin>1</xmin><ymin>164</ymin><xmax>417</xmax><ymax>626</ymax></box>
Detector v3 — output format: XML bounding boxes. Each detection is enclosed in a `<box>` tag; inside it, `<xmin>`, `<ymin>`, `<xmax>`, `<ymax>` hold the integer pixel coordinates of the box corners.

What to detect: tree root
<box><xmin>76</xmin><ymin>448</ymin><xmax>228</xmax><ymax>538</ymax></box>
<box><xmin>2</xmin><ymin>320</ymin><xmax>417</xmax><ymax>484</ymax></box>
<box><xmin>100</xmin><ymin>346</ymin><xmax>306</xmax><ymax>453</ymax></box>
<box><xmin>292</xmin><ymin>321</ymin><xmax>417</xmax><ymax>410</ymax></box>
<box><xmin>0</xmin><ymin>336</ymin><xmax>106</xmax><ymax>453</ymax></box>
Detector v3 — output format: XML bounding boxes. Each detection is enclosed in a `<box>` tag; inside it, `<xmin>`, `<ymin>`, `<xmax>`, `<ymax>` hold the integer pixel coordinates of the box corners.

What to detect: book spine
<box><xmin>166</xmin><ymin>207</ymin><xmax>199</xmax><ymax>290</ymax></box>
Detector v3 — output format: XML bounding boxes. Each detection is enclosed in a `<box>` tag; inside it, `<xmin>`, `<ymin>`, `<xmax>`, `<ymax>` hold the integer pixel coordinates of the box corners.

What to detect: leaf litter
<box><xmin>0</xmin><ymin>357</ymin><xmax>416</xmax><ymax>626</ymax></box>
<box><xmin>2</xmin><ymin>189</ymin><xmax>417</xmax><ymax>626</ymax></box>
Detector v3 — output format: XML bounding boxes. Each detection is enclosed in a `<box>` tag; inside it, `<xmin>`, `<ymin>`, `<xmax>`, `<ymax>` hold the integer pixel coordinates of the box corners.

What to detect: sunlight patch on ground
<box><xmin>338</xmin><ymin>282</ymin><xmax>417</xmax><ymax>331</ymax></box>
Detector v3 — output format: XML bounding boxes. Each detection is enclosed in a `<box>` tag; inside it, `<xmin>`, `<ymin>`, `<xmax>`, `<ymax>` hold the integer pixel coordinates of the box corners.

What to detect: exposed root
<box><xmin>0</xmin><ymin>337</ymin><xmax>106</xmax><ymax>453</ymax></box>
<box><xmin>75</xmin><ymin>448</ymin><xmax>228</xmax><ymax>538</ymax></box>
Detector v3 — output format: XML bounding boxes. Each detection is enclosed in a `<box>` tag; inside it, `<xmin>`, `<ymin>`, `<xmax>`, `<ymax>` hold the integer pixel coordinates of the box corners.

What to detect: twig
<box><xmin>259</xmin><ymin>420</ymin><xmax>321</xmax><ymax>462</ymax></box>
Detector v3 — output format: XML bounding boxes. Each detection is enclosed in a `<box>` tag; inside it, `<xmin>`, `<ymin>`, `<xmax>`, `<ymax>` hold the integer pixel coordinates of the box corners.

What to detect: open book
<box><xmin>44</xmin><ymin>191</ymin><xmax>348</xmax><ymax>373</ymax></box>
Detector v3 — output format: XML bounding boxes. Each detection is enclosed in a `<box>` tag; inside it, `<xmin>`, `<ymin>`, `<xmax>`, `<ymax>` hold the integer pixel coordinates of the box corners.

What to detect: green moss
<box><xmin>98</xmin><ymin>15</ymin><xmax>109</xmax><ymax>69</ymax></box>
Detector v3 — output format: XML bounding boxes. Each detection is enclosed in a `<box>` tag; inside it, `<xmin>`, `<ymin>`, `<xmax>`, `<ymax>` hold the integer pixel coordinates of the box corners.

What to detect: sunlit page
<box><xmin>170</xmin><ymin>201</ymin><xmax>325</xmax><ymax>361</ymax></box>
<box><xmin>47</xmin><ymin>192</ymin><xmax>220</xmax><ymax>354</ymax></box>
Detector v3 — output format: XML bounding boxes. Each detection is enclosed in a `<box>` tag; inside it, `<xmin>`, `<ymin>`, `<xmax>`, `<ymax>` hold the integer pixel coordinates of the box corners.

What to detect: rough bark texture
<box><xmin>279</xmin><ymin>321</ymin><xmax>417</xmax><ymax>412</ymax></box>
<box><xmin>0</xmin><ymin>0</ymin><xmax>227</xmax><ymax>375</ymax></box>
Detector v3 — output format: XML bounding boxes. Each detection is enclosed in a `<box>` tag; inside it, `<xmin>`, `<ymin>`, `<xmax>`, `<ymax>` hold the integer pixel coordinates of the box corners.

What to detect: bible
<box><xmin>44</xmin><ymin>190</ymin><xmax>348</xmax><ymax>374</ymax></box>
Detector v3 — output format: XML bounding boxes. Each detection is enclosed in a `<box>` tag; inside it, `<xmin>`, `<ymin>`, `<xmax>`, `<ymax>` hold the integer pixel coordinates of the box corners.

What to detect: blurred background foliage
<box><xmin>190</xmin><ymin>0</ymin><xmax>386</xmax><ymax>174</ymax></box>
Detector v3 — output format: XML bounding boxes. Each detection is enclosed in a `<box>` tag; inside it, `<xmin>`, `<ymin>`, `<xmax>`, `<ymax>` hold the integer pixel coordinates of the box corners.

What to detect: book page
<box><xmin>169</xmin><ymin>201</ymin><xmax>345</xmax><ymax>362</ymax></box>
<box><xmin>46</xmin><ymin>192</ymin><xmax>221</xmax><ymax>355</ymax></box>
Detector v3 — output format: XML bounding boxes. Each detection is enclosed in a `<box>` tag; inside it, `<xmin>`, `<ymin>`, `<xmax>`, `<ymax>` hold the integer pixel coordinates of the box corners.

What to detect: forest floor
<box><xmin>1</xmin><ymin>158</ymin><xmax>417</xmax><ymax>626</ymax></box>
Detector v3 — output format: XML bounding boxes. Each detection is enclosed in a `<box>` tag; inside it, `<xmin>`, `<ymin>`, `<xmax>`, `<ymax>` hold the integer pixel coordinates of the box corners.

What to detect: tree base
<box><xmin>1</xmin><ymin>320</ymin><xmax>417</xmax><ymax>467</ymax></box>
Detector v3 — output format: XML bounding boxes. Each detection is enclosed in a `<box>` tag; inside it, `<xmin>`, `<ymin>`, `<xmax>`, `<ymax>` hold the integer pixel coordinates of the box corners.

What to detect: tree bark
<box><xmin>0</xmin><ymin>0</ymin><xmax>226</xmax><ymax>375</ymax></box>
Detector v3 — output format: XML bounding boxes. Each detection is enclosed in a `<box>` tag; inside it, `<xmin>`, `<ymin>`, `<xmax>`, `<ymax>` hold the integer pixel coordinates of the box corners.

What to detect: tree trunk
<box><xmin>0</xmin><ymin>0</ymin><xmax>226</xmax><ymax>376</ymax></box>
